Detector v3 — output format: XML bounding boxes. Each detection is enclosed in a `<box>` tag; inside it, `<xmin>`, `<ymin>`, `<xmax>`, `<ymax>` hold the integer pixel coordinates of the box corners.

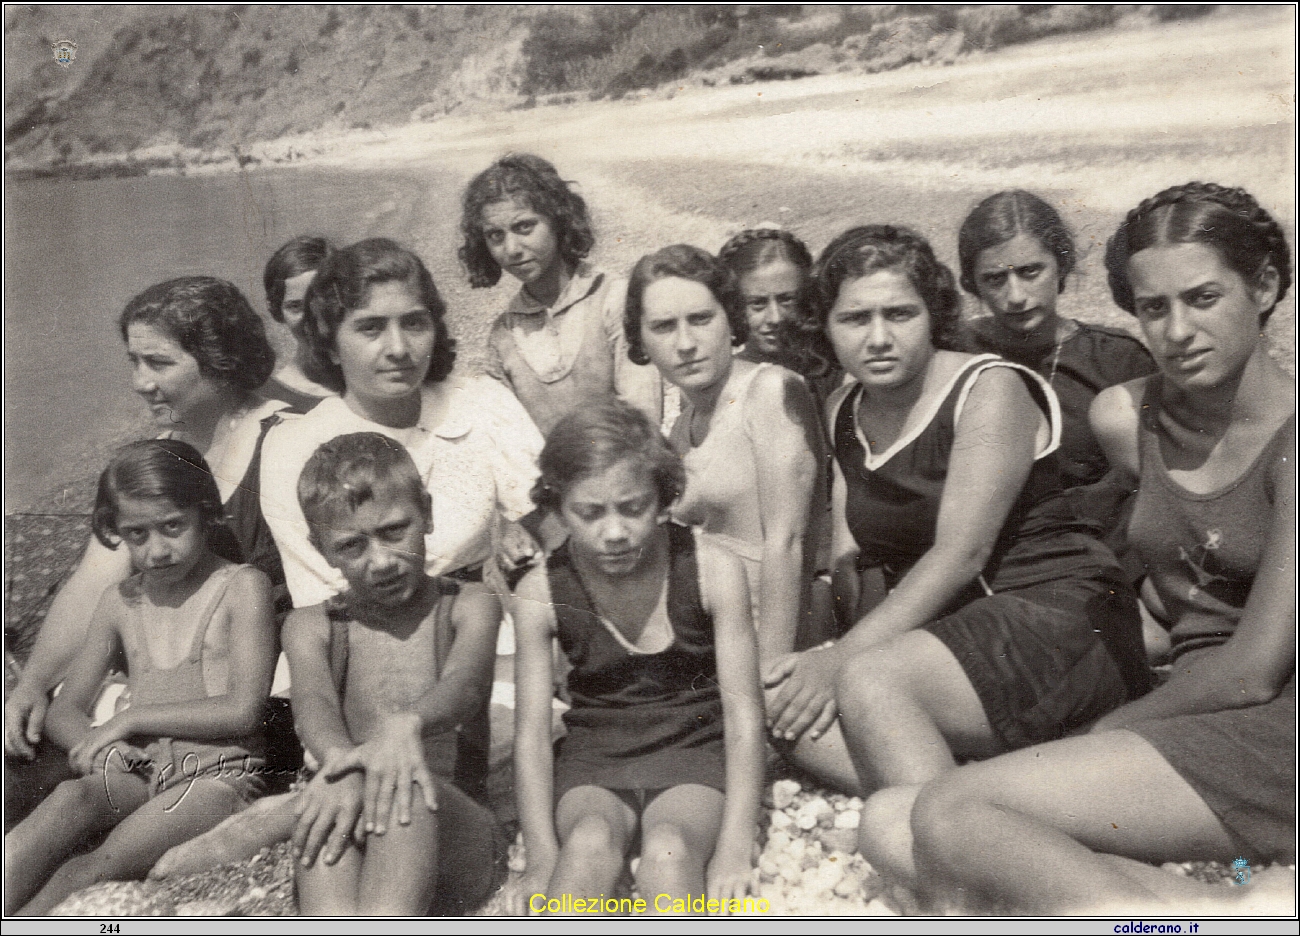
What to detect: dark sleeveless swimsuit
<box><xmin>831</xmin><ymin>356</ymin><xmax>1150</xmax><ymax>749</ymax></box>
<box><xmin>548</xmin><ymin>523</ymin><xmax>726</xmax><ymax>802</ymax></box>
<box><xmin>1125</xmin><ymin>378</ymin><xmax>1295</xmax><ymax>860</ymax></box>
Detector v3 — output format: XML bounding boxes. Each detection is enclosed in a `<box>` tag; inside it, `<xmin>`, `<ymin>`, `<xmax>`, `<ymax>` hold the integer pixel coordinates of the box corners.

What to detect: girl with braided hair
<box><xmin>764</xmin><ymin>224</ymin><xmax>1148</xmax><ymax>867</ymax></box>
<box><xmin>908</xmin><ymin>183</ymin><xmax>1295</xmax><ymax>914</ymax></box>
<box><xmin>459</xmin><ymin>153</ymin><xmax>664</xmax><ymax>436</ymax></box>
<box><xmin>719</xmin><ymin>228</ymin><xmax>844</xmax><ymax>411</ymax></box>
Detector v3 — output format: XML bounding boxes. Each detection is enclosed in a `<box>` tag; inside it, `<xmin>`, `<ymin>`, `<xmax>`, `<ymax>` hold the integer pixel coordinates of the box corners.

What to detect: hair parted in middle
<box><xmin>299</xmin><ymin>237</ymin><xmax>456</xmax><ymax>393</ymax></box>
<box><xmin>957</xmin><ymin>190</ymin><xmax>1076</xmax><ymax>296</ymax></box>
<box><xmin>91</xmin><ymin>439</ymin><xmax>225</xmax><ymax>549</ymax></box>
<box><xmin>458</xmin><ymin>152</ymin><xmax>595</xmax><ymax>289</ymax></box>
<box><xmin>118</xmin><ymin>276</ymin><xmax>276</xmax><ymax>392</ymax></box>
<box><xmin>532</xmin><ymin>398</ymin><xmax>685</xmax><ymax>515</ymax></box>
<box><xmin>263</xmin><ymin>235</ymin><xmax>332</xmax><ymax>323</ymax></box>
<box><xmin>297</xmin><ymin>431</ymin><xmax>430</xmax><ymax>547</ymax></box>
<box><xmin>624</xmin><ymin>244</ymin><xmax>748</xmax><ymax>366</ymax></box>
<box><xmin>806</xmin><ymin>224</ymin><xmax>963</xmax><ymax>353</ymax></box>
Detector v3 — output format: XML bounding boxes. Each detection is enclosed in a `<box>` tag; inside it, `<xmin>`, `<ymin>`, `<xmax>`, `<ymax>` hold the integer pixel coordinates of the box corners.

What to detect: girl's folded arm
<box><xmin>511</xmin><ymin>567</ymin><xmax>562</xmax><ymax>866</ymax></box>
<box><xmin>281</xmin><ymin>603</ymin><xmax>355</xmax><ymax>762</ymax></box>
<box><xmin>118</xmin><ymin>566</ymin><xmax>278</xmax><ymax>742</ymax></box>
<box><xmin>700</xmin><ymin>543</ymin><xmax>765</xmax><ymax>878</ymax></box>
<box><xmin>43</xmin><ymin>587</ymin><xmax>128</xmax><ymax>752</ymax></box>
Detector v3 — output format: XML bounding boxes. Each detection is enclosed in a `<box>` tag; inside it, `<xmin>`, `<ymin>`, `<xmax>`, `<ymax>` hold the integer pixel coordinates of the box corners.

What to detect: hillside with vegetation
<box><xmin>4</xmin><ymin>4</ymin><xmax>1217</xmax><ymax>176</ymax></box>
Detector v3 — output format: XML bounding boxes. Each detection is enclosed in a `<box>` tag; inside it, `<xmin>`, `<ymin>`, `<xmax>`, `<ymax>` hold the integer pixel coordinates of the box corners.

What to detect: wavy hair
<box><xmin>118</xmin><ymin>276</ymin><xmax>276</xmax><ymax>392</ymax></box>
<box><xmin>624</xmin><ymin>244</ymin><xmax>747</xmax><ymax>366</ymax></box>
<box><xmin>957</xmin><ymin>190</ymin><xmax>1076</xmax><ymax>296</ymax></box>
<box><xmin>1105</xmin><ymin>182</ymin><xmax>1292</xmax><ymax>325</ymax></box>
<box><xmin>300</xmin><ymin>238</ymin><xmax>456</xmax><ymax>393</ymax></box>
<box><xmin>459</xmin><ymin>153</ymin><xmax>595</xmax><ymax>288</ymax></box>
<box><xmin>263</xmin><ymin>235</ymin><xmax>332</xmax><ymax>323</ymax></box>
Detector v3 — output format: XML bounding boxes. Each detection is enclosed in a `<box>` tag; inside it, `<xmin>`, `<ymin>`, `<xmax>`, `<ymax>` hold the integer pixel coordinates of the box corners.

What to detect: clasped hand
<box><xmin>762</xmin><ymin>645</ymin><xmax>841</xmax><ymax>742</ymax></box>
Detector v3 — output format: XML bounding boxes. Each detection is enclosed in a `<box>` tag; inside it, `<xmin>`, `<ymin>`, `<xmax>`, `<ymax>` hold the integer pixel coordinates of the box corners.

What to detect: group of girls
<box><xmin>3</xmin><ymin>149</ymin><xmax>1293</xmax><ymax>916</ymax></box>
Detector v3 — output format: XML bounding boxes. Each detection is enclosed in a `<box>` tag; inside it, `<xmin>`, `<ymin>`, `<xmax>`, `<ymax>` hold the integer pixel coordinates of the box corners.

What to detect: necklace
<box><xmin>1045</xmin><ymin>319</ymin><xmax>1079</xmax><ymax>386</ymax></box>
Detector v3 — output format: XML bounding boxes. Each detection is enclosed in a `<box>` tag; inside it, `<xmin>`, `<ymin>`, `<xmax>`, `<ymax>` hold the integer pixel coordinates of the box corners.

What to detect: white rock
<box><xmin>834</xmin><ymin>874</ymin><xmax>860</xmax><ymax>898</ymax></box>
<box><xmin>771</xmin><ymin>779</ymin><xmax>802</xmax><ymax>810</ymax></box>
<box><xmin>770</xmin><ymin>809</ymin><xmax>794</xmax><ymax>831</ymax></box>
<box><xmin>834</xmin><ymin>809</ymin><xmax>861</xmax><ymax>830</ymax></box>
<box><xmin>767</xmin><ymin>830</ymin><xmax>792</xmax><ymax>851</ymax></box>
<box><xmin>865</xmin><ymin>897</ymin><xmax>901</xmax><ymax>916</ymax></box>
<box><xmin>796</xmin><ymin>810</ymin><xmax>819</xmax><ymax>831</ymax></box>
<box><xmin>846</xmin><ymin>797</ymin><xmax>864</xmax><ymax>811</ymax></box>
<box><xmin>630</xmin><ymin>857</ymin><xmax>641</xmax><ymax>876</ymax></box>
<box><xmin>758</xmin><ymin>855</ymin><xmax>781</xmax><ymax>879</ymax></box>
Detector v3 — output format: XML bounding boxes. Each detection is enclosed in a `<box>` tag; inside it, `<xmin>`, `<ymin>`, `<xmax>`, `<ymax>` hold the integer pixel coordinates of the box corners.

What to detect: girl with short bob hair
<box><xmin>118</xmin><ymin>276</ymin><xmax>276</xmax><ymax>392</ymax></box>
<box><xmin>909</xmin><ymin>183</ymin><xmax>1295</xmax><ymax>914</ymax></box>
<box><xmin>957</xmin><ymin>190</ymin><xmax>1156</xmax><ymax>492</ymax></box>
<box><xmin>624</xmin><ymin>244</ymin><xmax>826</xmax><ymax>665</ymax></box>
<box><xmin>263</xmin><ymin>235</ymin><xmax>334</xmax><ymax>411</ymax></box>
<box><xmin>765</xmin><ymin>223</ymin><xmax>1147</xmax><ymax>864</ymax></box>
<box><xmin>300</xmin><ymin>237</ymin><xmax>457</xmax><ymax>393</ymax></box>
<box><xmin>511</xmin><ymin>399</ymin><xmax>764</xmax><ymax>914</ymax></box>
<box><xmin>6</xmin><ymin>440</ymin><xmax>276</xmax><ymax>916</ymax></box>
<box><xmin>460</xmin><ymin>153</ymin><xmax>663</xmax><ymax>436</ymax></box>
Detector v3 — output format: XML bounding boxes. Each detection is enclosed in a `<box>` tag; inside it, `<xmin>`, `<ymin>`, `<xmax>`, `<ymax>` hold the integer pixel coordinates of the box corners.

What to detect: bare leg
<box><xmin>781</xmin><ymin>719</ymin><xmax>863</xmax><ymax>796</ymax></box>
<box><xmin>6</xmin><ymin>766</ymin><xmax>150</xmax><ymax>915</ymax></box>
<box><xmin>857</xmin><ymin>784</ymin><xmax>923</xmax><ymax>885</ymax></box>
<box><xmin>21</xmin><ymin>777</ymin><xmax>242</xmax><ymax>915</ymax></box>
<box><xmin>430</xmin><ymin>781</ymin><xmax>498</xmax><ymax>915</ymax></box>
<box><xmin>910</xmin><ymin>729</ymin><xmax>1264</xmax><ymax>915</ymax></box>
<box><xmin>637</xmin><ymin>784</ymin><xmax>724</xmax><ymax>915</ymax></box>
<box><xmin>549</xmin><ymin>786</ymin><xmax>637</xmax><ymax>912</ymax></box>
<box><xmin>295</xmin><ymin>832</ymin><xmax>364</xmax><ymax>916</ymax></box>
<box><xmin>835</xmin><ymin>630</ymin><xmax>1002</xmax><ymax>790</ymax></box>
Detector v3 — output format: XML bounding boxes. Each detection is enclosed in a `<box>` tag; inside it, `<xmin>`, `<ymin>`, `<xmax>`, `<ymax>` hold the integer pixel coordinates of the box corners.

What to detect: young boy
<box><xmin>283</xmin><ymin>432</ymin><xmax>502</xmax><ymax>915</ymax></box>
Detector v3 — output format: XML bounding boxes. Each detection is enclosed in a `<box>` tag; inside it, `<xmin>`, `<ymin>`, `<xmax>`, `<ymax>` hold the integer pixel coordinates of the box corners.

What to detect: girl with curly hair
<box><xmin>6</xmin><ymin>277</ymin><xmax>295</xmax><ymax>816</ymax></box>
<box><xmin>907</xmin><ymin>184</ymin><xmax>1295</xmax><ymax>914</ymax></box>
<box><xmin>459</xmin><ymin>153</ymin><xmax>663</xmax><ymax>436</ymax></box>
<box><xmin>765</xmin><ymin>225</ymin><xmax>1148</xmax><ymax>840</ymax></box>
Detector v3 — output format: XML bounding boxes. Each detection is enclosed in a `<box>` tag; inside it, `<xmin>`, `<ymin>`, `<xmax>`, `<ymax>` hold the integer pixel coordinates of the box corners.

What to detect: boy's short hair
<box><xmin>532</xmin><ymin>399</ymin><xmax>684</xmax><ymax>514</ymax></box>
<box><xmin>297</xmin><ymin>432</ymin><xmax>429</xmax><ymax>548</ymax></box>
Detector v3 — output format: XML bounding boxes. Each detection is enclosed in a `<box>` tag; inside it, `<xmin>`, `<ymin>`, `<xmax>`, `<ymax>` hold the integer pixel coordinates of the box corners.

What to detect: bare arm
<box><xmin>698</xmin><ymin>542</ymin><xmax>765</xmax><ymax>906</ymax></box>
<box><xmin>840</xmin><ymin>366</ymin><xmax>1040</xmax><ymax>653</ymax></box>
<box><xmin>1089</xmin><ymin>380</ymin><xmax>1147</xmax><ymax>478</ymax></box>
<box><xmin>108</xmin><ymin>567</ymin><xmax>276</xmax><ymax>742</ymax></box>
<box><xmin>1095</xmin><ymin>440</ymin><xmax>1296</xmax><ymax>729</ymax></box>
<box><xmin>767</xmin><ymin>367</ymin><xmax>1045</xmax><ymax>738</ymax></box>
<box><xmin>42</xmin><ymin>588</ymin><xmax>127</xmax><ymax>762</ymax></box>
<box><xmin>748</xmin><ymin>367</ymin><xmax>822</xmax><ymax>661</ymax></box>
<box><xmin>5</xmin><ymin>536</ymin><xmax>132</xmax><ymax>757</ymax></box>
<box><xmin>511</xmin><ymin>566</ymin><xmax>561</xmax><ymax>907</ymax></box>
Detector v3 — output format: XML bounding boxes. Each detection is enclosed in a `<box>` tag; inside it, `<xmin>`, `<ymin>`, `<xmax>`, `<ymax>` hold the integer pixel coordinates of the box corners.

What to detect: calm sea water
<box><xmin>3</xmin><ymin>165</ymin><xmax>498</xmax><ymax>511</ymax></box>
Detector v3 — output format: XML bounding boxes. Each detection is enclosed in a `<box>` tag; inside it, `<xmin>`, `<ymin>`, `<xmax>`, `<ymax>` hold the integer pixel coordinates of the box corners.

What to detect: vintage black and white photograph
<box><xmin>3</xmin><ymin>3</ymin><xmax>1296</xmax><ymax>923</ymax></box>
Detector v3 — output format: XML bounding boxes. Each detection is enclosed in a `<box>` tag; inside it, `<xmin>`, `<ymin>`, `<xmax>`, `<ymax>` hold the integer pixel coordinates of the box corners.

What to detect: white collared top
<box><xmin>258</xmin><ymin>374</ymin><xmax>543</xmax><ymax>607</ymax></box>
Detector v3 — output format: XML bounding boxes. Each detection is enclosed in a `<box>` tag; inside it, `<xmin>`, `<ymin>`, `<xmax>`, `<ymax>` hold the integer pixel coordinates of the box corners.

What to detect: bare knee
<box><xmin>563</xmin><ymin>813</ymin><xmax>625</xmax><ymax>864</ymax></box>
<box><xmin>637</xmin><ymin>824</ymin><xmax>698</xmax><ymax>885</ymax></box>
<box><xmin>836</xmin><ymin>649</ymin><xmax>906</xmax><ymax>718</ymax></box>
<box><xmin>910</xmin><ymin>777</ymin><xmax>983</xmax><ymax>869</ymax></box>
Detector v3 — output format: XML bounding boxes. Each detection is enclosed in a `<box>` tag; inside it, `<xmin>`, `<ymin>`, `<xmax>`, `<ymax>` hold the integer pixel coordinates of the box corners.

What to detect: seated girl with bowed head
<box><xmin>718</xmin><ymin>227</ymin><xmax>844</xmax><ymax>411</ymax></box>
<box><xmin>460</xmin><ymin>153</ymin><xmax>664</xmax><ymax>437</ymax></box>
<box><xmin>510</xmin><ymin>399</ymin><xmax>765</xmax><ymax>915</ymax></box>
<box><xmin>262</xmin><ymin>235</ymin><xmax>335</xmax><ymax>412</ymax></box>
<box><xmin>907</xmin><ymin>183</ymin><xmax>1296</xmax><ymax>915</ymax></box>
<box><xmin>5</xmin><ymin>440</ymin><xmax>277</xmax><ymax>916</ymax></box>
<box><xmin>763</xmin><ymin>225</ymin><xmax>1148</xmax><ymax>852</ymax></box>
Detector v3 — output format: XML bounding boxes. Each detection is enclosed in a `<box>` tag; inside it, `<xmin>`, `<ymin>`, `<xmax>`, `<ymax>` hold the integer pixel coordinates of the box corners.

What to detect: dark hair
<box><xmin>532</xmin><ymin>399</ymin><xmax>684</xmax><ymax>514</ymax></box>
<box><xmin>458</xmin><ymin>153</ymin><xmax>595</xmax><ymax>289</ymax></box>
<box><xmin>719</xmin><ymin>227</ymin><xmax>836</xmax><ymax>378</ymax></box>
<box><xmin>297</xmin><ymin>432</ymin><xmax>429</xmax><ymax>548</ymax></box>
<box><xmin>1105</xmin><ymin>182</ymin><xmax>1293</xmax><ymax>326</ymax></box>
<box><xmin>264</xmin><ymin>235</ymin><xmax>331</xmax><ymax>323</ymax></box>
<box><xmin>807</xmin><ymin>225</ymin><xmax>963</xmax><ymax>353</ymax></box>
<box><xmin>300</xmin><ymin>238</ymin><xmax>457</xmax><ymax>393</ymax></box>
<box><xmin>624</xmin><ymin>244</ymin><xmax>748</xmax><ymax>366</ymax></box>
<box><xmin>92</xmin><ymin>439</ymin><xmax>225</xmax><ymax>549</ymax></box>
<box><xmin>119</xmin><ymin>277</ymin><xmax>276</xmax><ymax>392</ymax></box>
<box><xmin>957</xmin><ymin>190</ymin><xmax>1076</xmax><ymax>295</ymax></box>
